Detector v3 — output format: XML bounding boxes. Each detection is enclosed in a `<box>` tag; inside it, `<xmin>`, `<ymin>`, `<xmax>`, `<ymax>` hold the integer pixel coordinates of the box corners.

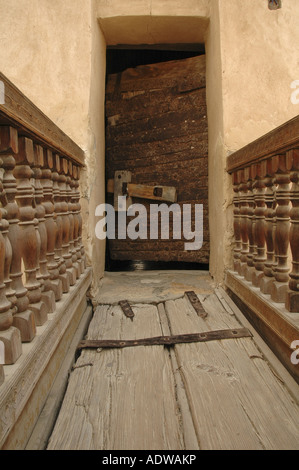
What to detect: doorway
<box><xmin>105</xmin><ymin>46</ymin><xmax>209</xmax><ymax>272</ymax></box>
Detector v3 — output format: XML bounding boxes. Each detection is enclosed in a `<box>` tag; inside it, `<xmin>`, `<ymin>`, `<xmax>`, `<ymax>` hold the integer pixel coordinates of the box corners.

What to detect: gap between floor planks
<box><xmin>47</xmin><ymin>292</ymin><xmax>299</xmax><ymax>450</ymax></box>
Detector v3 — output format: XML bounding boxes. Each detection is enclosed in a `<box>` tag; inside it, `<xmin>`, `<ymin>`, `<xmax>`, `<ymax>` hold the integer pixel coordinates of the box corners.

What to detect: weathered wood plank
<box><xmin>106</xmin><ymin>87</ymin><xmax>207</xmax><ymax>124</ymax></box>
<box><xmin>47</xmin><ymin>304</ymin><xmax>186</xmax><ymax>450</ymax></box>
<box><xmin>164</xmin><ymin>295</ymin><xmax>299</xmax><ymax>449</ymax></box>
<box><xmin>106</xmin><ymin>109</ymin><xmax>207</xmax><ymax>145</ymax></box>
<box><xmin>157</xmin><ymin>303</ymin><xmax>200</xmax><ymax>450</ymax></box>
<box><xmin>105</xmin><ymin>55</ymin><xmax>206</xmax><ymax>94</ymax></box>
<box><xmin>106</xmin><ymin>134</ymin><xmax>208</xmax><ymax>163</ymax></box>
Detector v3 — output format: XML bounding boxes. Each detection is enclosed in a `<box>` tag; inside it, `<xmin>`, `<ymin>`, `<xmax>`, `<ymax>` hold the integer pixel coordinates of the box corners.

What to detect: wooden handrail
<box><xmin>0</xmin><ymin>72</ymin><xmax>85</xmax><ymax>166</ymax></box>
<box><xmin>227</xmin><ymin>115</ymin><xmax>299</xmax><ymax>172</ymax></box>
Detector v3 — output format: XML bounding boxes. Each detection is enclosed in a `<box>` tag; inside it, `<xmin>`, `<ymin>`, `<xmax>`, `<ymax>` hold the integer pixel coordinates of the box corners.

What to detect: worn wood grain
<box><xmin>48</xmin><ymin>288</ymin><xmax>299</xmax><ymax>450</ymax></box>
<box><xmin>47</xmin><ymin>304</ymin><xmax>186</xmax><ymax>450</ymax></box>
<box><xmin>164</xmin><ymin>294</ymin><xmax>299</xmax><ymax>450</ymax></box>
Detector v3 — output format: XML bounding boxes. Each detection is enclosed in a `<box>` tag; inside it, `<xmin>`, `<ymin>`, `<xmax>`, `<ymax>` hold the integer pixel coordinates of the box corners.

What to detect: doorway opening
<box><xmin>105</xmin><ymin>45</ymin><xmax>209</xmax><ymax>272</ymax></box>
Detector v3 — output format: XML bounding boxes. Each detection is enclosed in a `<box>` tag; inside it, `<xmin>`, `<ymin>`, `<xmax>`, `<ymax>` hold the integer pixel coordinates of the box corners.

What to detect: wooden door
<box><xmin>105</xmin><ymin>54</ymin><xmax>209</xmax><ymax>264</ymax></box>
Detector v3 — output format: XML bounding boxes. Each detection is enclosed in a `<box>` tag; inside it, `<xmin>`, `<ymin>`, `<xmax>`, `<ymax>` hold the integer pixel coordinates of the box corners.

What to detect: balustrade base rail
<box><xmin>226</xmin><ymin>115</ymin><xmax>299</xmax><ymax>383</ymax></box>
<box><xmin>0</xmin><ymin>267</ymin><xmax>92</xmax><ymax>450</ymax></box>
<box><xmin>226</xmin><ymin>270</ymin><xmax>299</xmax><ymax>384</ymax></box>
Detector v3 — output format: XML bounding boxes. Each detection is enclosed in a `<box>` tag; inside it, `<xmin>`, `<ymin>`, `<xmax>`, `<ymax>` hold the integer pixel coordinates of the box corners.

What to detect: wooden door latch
<box><xmin>107</xmin><ymin>170</ymin><xmax>177</xmax><ymax>210</ymax></box>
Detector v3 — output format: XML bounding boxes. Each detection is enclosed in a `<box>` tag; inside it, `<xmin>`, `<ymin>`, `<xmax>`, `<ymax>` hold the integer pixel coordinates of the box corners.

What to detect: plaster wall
<box><xmin>0</xmin><ymin>0</ymin><xmax>107</xmax><ymax>295</ymax></box>
<box><xmin>216</xmin><ymin>0</ymin><xmax>299</xmax><ymax>282</ymax></box>
<box><xmin>0</xmin><ymin>0</ymin><xmax>91</xmax><ymax>146</ymax></box>
<box><xmin>220</xmin><ymin>0</ymin><xmax>299</xmax><ymax>151</ymax></box>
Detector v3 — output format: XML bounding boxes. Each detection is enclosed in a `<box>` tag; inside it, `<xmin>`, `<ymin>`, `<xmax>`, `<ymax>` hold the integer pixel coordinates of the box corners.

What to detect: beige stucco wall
<box><xmin>220</xmin><ymin>0</ymin><xmax>299</xmax><ymax>151</ymax></box>
<box><xmin>0</xmin><ymin>0</ymin><xmax>298</xmax><ymax>292</ymax></box>
<box><xmin>0</xmin><ymin>0</ymin><xmax>107</xmax><ymax>295</ymax></box>
<box><xmin>215</xmin><ymin>0</ymin><xmax>299</xmax><ymax>282</ymax></box>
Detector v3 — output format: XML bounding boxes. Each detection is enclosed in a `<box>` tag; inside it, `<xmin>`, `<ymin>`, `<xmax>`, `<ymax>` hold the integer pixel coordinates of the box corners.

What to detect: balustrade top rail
<box><xmin>227</xmin><ymin>115</ymin><xmax>299</xmax><ymax>173</ymax></box>
<box><xmin>0</xmin><ymin>72</ymin><xmax>85</xmax><ymax>167</ymax></box>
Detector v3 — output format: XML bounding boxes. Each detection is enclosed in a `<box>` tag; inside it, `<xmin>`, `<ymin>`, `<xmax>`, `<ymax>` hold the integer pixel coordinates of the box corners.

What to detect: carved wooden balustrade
<box><xmin>227</xmin><ymin>116</ymin><xmax>299</xmax><ymax>313</ymax></box>
<box><xmin>0</xmin><ymin>73</ymin><xmax>86</xmax><ymax>386</ymax></box>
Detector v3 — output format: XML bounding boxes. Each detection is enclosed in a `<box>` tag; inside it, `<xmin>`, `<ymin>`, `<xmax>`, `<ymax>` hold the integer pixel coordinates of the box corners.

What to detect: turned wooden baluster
<box><xmin>286</xmin><ymin>149</ymin><xmax>299</xmax><ymax>312</ymax></box>
<box><xmin>59</xmin><ymin>158</ymin><xmax>76</xmax><ymax>286</ymax></box>
<box><xmin>33</xmin><ymin>145</ymin><xmax>56</xmax><ymax>313</ymax></box>
<box><xmin>271</xmin><ymin>154</ymin><xmax>291</xmax><ymax>303</ymax></box>
<box><xmin>67</xmin><ymin>161</ymin><xmax>79</xmax><ymax>279</ymax></box>
<box><xmin>66</xmin><ymin>161</ymin><xmax>79</xmax><ymax>281</ymax></box>
<box><xmin>232</xmin><ymin>171</ymin><xmax>242</xmax><ymax>272</ymax></box>
<box><xmin>41</xmin><ymin>149</ymin><xmax>63</xmax><ymax>301</ymax></box>
<box><xmin>238</xmin><ymin>169</ymin><xmax>250</xmax><ymax>277</ymax></box>
<box><xmin>75</xmin><ymin>166</ymin><xmax>86</xmax><ymax>270</ymax></box>
<box><xmin>260</xmin><ymin>158</ymin><xmax>276</xmax><ymax>294</ymax></box>
<box><xmin>252</xmin><ymin>161</ymin><xmax>267</xmax><ymax>287</ymax></box>
<box><xmin>0</xmin><ymin>178</ymin><xmax>17</xmax><ymax>317</ymax></box>
<box><xmin>73</xmin><ymin>165</ymin><xmax>85</xmax><ymax>273</ymax></box>
<box><xmin>244</xmin><ymin>165</ymin><xmax>256</xmax><ymax>282</ymax></box>
<box><xmin>70</xmin><ymin>164</ymin><xmax>81</xmax><ymax>277</ymax></box>
<box><xmin>53</xmin><ymin>155</ymin><xmax>69</xmax><ymax>293</ymax></box>
<box><xmin>14</xmin><ymin>137</ymin><xmax>48</xmax><ymax>326</ymax></box>
<box><xmin>57</xmin><ymin>156</ymin><xmax>72</xmax><ymax>288</ymax></box>
<box><xmin>0</xmin><ymin>364</ymin><xmax>4</xmax><ymax>386</ymax></box>
<box><xmin>0</xmin><ymin>150</ymin><xmax>22</xmax><ymax>363</ymax></box>
<box><xmin>0</xmin><ymin>127</ymin><xmax>35</xmax><ymax>343</ymax></box>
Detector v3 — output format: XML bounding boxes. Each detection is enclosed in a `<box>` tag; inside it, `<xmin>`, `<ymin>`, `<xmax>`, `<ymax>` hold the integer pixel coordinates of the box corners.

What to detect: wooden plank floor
<box><xmin>47</xmin><ymin>274</ymin><xmax>299</xmax><ymax>450</ymax></box>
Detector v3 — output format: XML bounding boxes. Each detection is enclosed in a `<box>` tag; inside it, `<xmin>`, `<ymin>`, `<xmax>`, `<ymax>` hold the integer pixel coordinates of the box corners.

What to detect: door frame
<box><xmin>93</xmin><ymin>10</ymin><xmax>228</xmax><ymax>285</ymax></box>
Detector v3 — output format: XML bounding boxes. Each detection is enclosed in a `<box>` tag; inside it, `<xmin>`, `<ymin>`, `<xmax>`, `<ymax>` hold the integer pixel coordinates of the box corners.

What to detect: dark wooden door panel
<box><xmin>105</xmin><ymin>55</ymin><xmax>209</xmax><ymax>263</ymax></box>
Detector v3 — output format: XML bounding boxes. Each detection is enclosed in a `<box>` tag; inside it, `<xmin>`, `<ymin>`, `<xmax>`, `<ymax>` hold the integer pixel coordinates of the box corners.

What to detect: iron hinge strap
<box><xmin>76</xmin><ymin>327</ymin><xmax>252</xmax><ymax>352</ymax></box>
